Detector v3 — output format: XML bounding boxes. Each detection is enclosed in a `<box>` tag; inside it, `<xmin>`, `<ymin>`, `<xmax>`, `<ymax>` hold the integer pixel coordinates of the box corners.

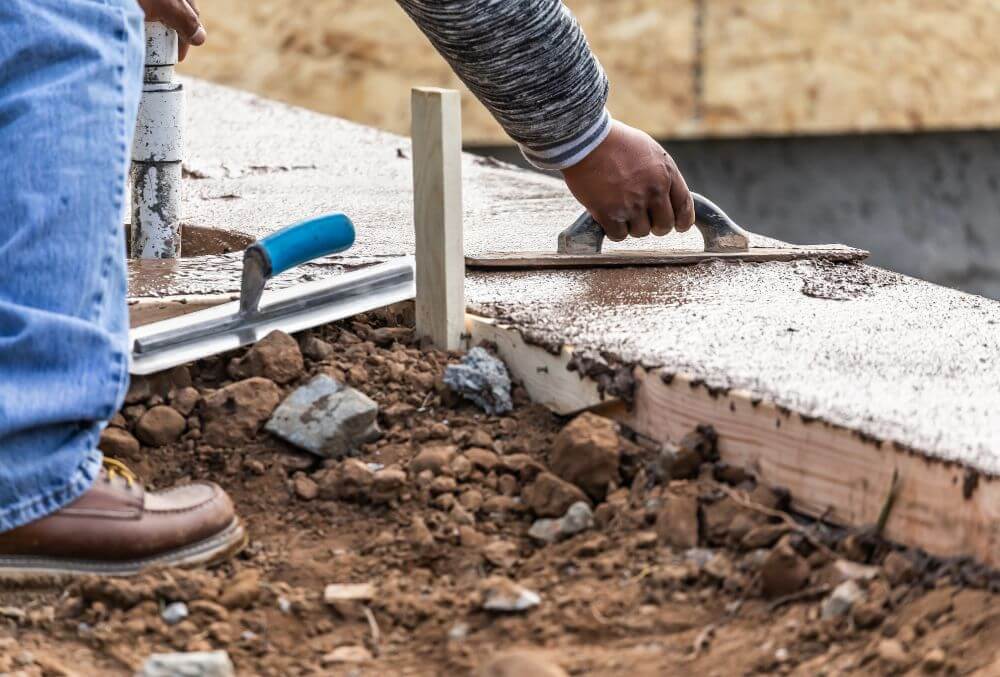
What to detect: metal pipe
<box><xmin>130</xmin><ymin>22</ymin><xmax>184</xmax><ymax>258</ymax></box>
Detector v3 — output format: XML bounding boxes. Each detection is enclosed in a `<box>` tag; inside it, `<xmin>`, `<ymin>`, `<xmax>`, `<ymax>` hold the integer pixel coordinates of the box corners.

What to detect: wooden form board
<box><xmin>470</xmin><ymin>315</ymin><xmax>1000</xmax><ymax>568</ymax></box>
<box><xmin>466</xmin><ymin>245</ymin><xmax>869</xmax><ymax>270</ymax></box>
<box><xmin>411</xmin><ymin>88</ymin><xmax>465</xmax><ymax>351</ymax></box>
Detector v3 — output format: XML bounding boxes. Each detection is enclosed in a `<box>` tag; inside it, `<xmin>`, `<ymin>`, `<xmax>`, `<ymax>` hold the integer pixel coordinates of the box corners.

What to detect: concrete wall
<box><xmin>475</xmin><ymin>130</ymin><xmax>1000</xmax><ymax>300</ymax></box>
<box><xmin>180</xmin><ymin>0</ymin><xmax>1000</xmax><ymax>142</ymax></box>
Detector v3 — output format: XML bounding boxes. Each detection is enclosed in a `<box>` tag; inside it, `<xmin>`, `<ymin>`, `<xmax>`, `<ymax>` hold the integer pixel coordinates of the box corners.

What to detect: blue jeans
<box><xmin>0</xmin><ymin>0</ymin><xmax>144</xmax><ymax>531</ymax></box>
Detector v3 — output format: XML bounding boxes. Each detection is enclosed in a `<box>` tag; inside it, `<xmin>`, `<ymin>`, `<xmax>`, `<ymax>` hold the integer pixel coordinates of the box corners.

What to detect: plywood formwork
<box><xmin>131</xmin><ymin>80</ymin><xmax>1000</xmax><ymax>565</ymax></box>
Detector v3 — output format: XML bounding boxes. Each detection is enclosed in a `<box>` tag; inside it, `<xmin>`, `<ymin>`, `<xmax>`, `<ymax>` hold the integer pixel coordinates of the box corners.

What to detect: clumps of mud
<box><xmin>2</xmin><ymin>307</ymin><xmax>998</xmax><ymax>676</ymax></box>
<box><xmin>796</xmin><ymin>260</ymin><xmax>903</xmax><ymax>301</ymax></box>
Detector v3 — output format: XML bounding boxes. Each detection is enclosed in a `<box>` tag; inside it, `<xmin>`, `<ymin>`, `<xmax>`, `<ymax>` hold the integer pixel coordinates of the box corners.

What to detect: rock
<box><xmin>482</xmin><ymin>540</ymin><xmax>519</xmax><ymax>569</ymax></box>
<box><xmin>655</xmin><ymin>490</ymin><xmax>700</xmax><ymax>550</ymax></box>
<box><xmin>410</xmin><ymin>444</ymin><xmax>457</xmax><ymax>475</ymax></box>
<box><xmin>381</xmin><ymin>402</ymin><xmax>416</xmax><ymax>426</ymax></box>
<box><xmin>460</xmin><ymin>526</ymin><xmax>487</xmax><ymax>548</ymax></box>
<box><xmin>407</xmin><ymin>516</ymin><xmax>435</xmax><ymax>548</ymax></box>
<box><xmin>265</xmin><ymin>375</ymin><xmax>379</xmax><ymax>458</ymax></box>
<box><xmin>475</xmin><ymin>651</ymin><xmax>569</xmax><ymax>677</ymax></box>
<box><xmin>480</xmin><ymin>577</ymin><xmax>540</xmax><ymax>613</ymax></box>
<box><xmin>921</xmin><ymin>648</ymin><xmax>946</xmax><ymax>673</ymax></box>
<box><xmin>321</xmin><ymin>645</ymin><xmax>373</xmax><ymax>665</ymax></box>
<box><xmin>701</xmin><ymin>496</ymin><xmax>750</xmax><ymax>546</ymax></box>
<box><xmin>451</xmin><ymin>502</ymin><xmax>475</xmax><ymax>525</ymax></box>
<box><xmin>549</xmin><ymin>413</ymin><xmax>620</xmax><ymax>501</ymax></box>
<box><xmin>170</xmin><ymin>387</ymin><xmax>201</xmax><ymax>416</ymax></box>
<box><xmin>819</xmin><ymin>558</ymin><xmax>881</xmax><ymax>586</ymax></box>
<box><xmin>430</xmin><ymin>476</ymin><xmax>458</xmax><ymax>494</ymax></box>
<box><xmin>658</xmin><ymin>442</ymin><xmax>702</xmax><ymax>480</ymax></box>
<box><xmin>703</xmin><ymin>552</ymin><xmax>734</xmax><ymax>581</ymax></box>
<box><xmin>125</xmin><ymin>377</ymin><xmax>151</xmax><ymax>405</ymax></box>
<box><xmin>459</xmin><ymin>489</ymin><xmax>484</xmax><ymax>512</ymax></box>
<box><xmin>500</xmin><ymin>454</ymin><xmax>546</xmax><ymax>480</ymax></box>
<box><xmin>370</xmin><ymin>468</ymin><xmax>407</xmax><ymax>503</ymax></box>
<box><xmin>465</xmin><ymin>447</ymin><xmax>501</xmax><ymax>472</ymax></box>
<box><xmin>741</xmin><ymin>523</ymin><xmax>790</xmax><ymax>550</ymax></box>
<box><xmin>442</xmin><ymin>347</ymin><xmax>512</xmax><ymax>415</ymax></box>
<box><xmin>821</xmin><ymin>580</ymin><xmax>865</xmax><ymax>620</ymax></box>
<box><xmin>481</xmin><ymin>495</ymin><xmax>527</xmax><ymax>515</ymax></box>
<box><xmin>876</xmin><ymin>639</ymin><xmax>909</xmax><ymax>668</ymax></box>
<box><xmin>760</xmin><ymin>537</ymin><xmax>811</xmax><ymax>598</ymax></box>
<box><xmin>466</xmin><ymin>428</ymin><xmax>493</xmax><ymax>449</ymax></box>
<box><xmin>323</xmin><ymin>583</ymin><xmax>375</xmax><ymax>604</ymax></box>
<box><xmin>365</xmin><ymin>325</ymin><xmax>413</xmax><ymax>347</ymax></box>
<box><xmin>229</xmin><ymin>330</ymin><xmax>303</xmax><ymax>384</ymax></box>
<box><xmin>98</xmin><ymin>427</ymin><xmax>140</xmax><ymax>457</ymax></box>
<box><xmin>134</xmin><ymin>406</ymin><xmax>186</xmax><ymax>447</ymax></box>
<box><xmin>523</xmin><ymin>473</ymin><xmax>589</xmax><ymax>518</ymax></box>
<box><xmin>300</xmin><ymin>336</ymin><xmax>334</xmax><ymax>362</ymax></box>
<box><xmin>852</xmin><ymin>600</ymin><xmax>886</xmax><ymax>629</ymax></box>
<box><xmin>317</xmin><ymin>459</ymin><xmax>374</xmax><ymax>501</ymax></box>
<box><xmin>883</xmin><ymin>551</ymin><xmax>917</xmax><ymax>586</ymax></box>
<box><xmin>292</xmin><ymin>474</ymin><xmax>318</xmax><ymax>501</ymax></box>
<box><xmin>201</xmin><ymin>378</ymin><xmax>282</xmax><ymax>447</ymax></box>
<box><xmin>528</xmin><ymin>502</ymin><xmax>594</xmax><ymax>544</ymax></box>
<box><xmin>219</xmin><ymin>570</ymin><xmax>261</xmax><ymax>609</ymax></box>
<box><xmin>140</xmin><ymin>651</ymin><xmax>234</xmax><ymax>677</ymax></box>
<box><xmin>450</xmin><ymin>454</ymin><xmax>472</xmax><ymax>479</ymax></box>
<box><xmin>160</xmin><ymin>601</ymin><xmax>189</xmax><ymax>626</ymax></box>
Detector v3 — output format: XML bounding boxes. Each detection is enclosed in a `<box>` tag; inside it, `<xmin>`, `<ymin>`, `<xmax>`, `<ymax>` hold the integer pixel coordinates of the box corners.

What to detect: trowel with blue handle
<box><xmin>129</xmin><ymin>213</ymin><xmax>416</xmax><ymax>375</ymax></box>
<box><xmin>466</xmin><ymin>192</ymin><xmax>868</xmax><ymax>269</ymax></box>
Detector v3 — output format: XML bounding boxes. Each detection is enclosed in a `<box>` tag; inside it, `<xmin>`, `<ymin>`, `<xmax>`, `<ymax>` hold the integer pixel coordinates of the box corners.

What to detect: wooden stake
<box><xmin>411</xmin><ymin>87</ymin><xmax>464</xmax><ymax>350</ymax></box>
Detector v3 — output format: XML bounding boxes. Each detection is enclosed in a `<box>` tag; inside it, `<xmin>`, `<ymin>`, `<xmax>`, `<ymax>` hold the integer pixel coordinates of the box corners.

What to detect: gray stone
<box><xmin>265</xmin><ymin>374</ymin><xmax>379</xmax><ymax>458</ymax></box>
<box><xmin>140</xmin><ymin>651</ymin><xmax>234</xmax><ymax>677</ymax></box>
<box><xmin>821</xmin><ymin>580</ymin><xmax>865</xmax><ymax>620</ymax></box>
<box><xmin>480</xmin><ymin>577</ymin><xmax>541</xmax><ymax>613</ymax></box>
<box><xmin>160</xmin><ymin>602</ymin><xmax>188</xmax><ymax>626</ymax></box>
<box><xmin>443</xmin><ymin>347</ymin><xmax>512</xmax><ymax>415</ymax></box>
<box><xmin>528</xmin><ymin>501</ymin><xmax>594</xmax><ymax>544</ymax></box>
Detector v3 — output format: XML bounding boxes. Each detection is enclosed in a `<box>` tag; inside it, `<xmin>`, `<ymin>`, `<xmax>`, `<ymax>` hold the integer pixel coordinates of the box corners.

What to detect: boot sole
<box><xmin>0</xmin><ymin>518</ymin><xmax>247</xmax><ymax>581</ymax></box>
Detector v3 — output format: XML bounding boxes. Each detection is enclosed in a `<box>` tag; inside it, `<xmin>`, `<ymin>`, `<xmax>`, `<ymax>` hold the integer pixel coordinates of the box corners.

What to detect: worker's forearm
<box><xmin>396</xmin><ymin>0</ymin><xmax>610</xmax><ymax>170</ymax></box>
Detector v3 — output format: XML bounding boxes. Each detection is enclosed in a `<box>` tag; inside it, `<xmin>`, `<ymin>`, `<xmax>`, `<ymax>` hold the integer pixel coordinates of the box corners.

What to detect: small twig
<box><xmin>712</xmin><ymin>481</ymin><xmax>839</xmax><ymax>561</ymax></box>
<box><xmin>691</xmin><ymin>623</ymin><xmax>716</xmax><ymax>656</ymax></box>
<box><xmin>875</xmin><ymin>469</ymin><xmax>900</xmax><ymax>537</ymax></box>
<box><xmin>363</xmin><ymin>605</ymin><xmax>382</xmax><ymax>655</ymax></box>
<box><xmin>766</xmin><ymin>584</ymin><xmax>832</xmax><ymax>612</ymax></box>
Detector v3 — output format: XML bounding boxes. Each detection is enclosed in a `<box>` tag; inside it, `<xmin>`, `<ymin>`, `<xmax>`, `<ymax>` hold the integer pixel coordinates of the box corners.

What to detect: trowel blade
<box><xmin>129</xmin><ymin>257</ymin><xmax>416</xmax><ymax>375</ymax></box>
<box><xmin>465</xmin><ymin>245</ymin><xmax>868</xmax><ymax>270</ymax></box>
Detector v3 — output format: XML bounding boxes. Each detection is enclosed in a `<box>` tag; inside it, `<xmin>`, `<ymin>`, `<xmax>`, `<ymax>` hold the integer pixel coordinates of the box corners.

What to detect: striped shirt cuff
<box><xmin>519</xmin><ymin>109</ymin><xmax>612</xmax><ymax>171</ymax></box>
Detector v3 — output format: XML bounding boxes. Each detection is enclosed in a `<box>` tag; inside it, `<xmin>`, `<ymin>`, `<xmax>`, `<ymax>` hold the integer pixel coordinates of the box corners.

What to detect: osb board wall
<box><xmin>180</xmin><ymin>0</ymin><xmax>1000</xmax><ymax>143</ymax></box>
<box><xmin>702</xmin><ymin>0</ymin><xmax>1000</xmax><ymax>136</ymax></box>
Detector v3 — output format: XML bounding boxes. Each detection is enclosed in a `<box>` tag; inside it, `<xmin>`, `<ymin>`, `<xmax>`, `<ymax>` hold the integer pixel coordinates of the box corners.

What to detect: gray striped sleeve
<box><xmin>395</xmin><ymin>0</ymin><xmax>611</xmax><ymax>170</ymax></box>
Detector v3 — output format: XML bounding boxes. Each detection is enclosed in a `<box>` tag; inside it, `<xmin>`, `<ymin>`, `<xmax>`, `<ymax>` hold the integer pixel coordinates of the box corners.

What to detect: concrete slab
<box><xmin>133</xmin><ymin>79</ymin><xmax>1000</xmax><ymax>480</ymax></box>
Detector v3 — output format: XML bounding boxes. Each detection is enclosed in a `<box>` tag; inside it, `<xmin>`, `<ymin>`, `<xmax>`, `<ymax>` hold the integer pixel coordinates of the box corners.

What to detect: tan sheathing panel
<box><xmin>179</xmin><ymin>1</ymin><xmax>999</xmax><ymax>140</ymax></box>
<box><xmin>175</xmin><ymin>0</ymin><xmax>694</xmax><ymax>144</ymax></box>
<box><xmin>702</xmin><ymin>0</ymin><xmax>1000</xmax><ymax>135</ymax></box>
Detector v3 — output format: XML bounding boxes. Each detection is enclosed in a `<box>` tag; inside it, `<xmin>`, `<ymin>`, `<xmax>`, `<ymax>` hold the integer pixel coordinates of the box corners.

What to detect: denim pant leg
<box><xmin>0</xmin><ymin>0</ymin><xmax>144</xmax><ymax>531</ymax></box>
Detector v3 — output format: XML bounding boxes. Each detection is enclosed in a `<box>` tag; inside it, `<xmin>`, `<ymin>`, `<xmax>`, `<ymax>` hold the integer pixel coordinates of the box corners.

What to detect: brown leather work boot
<box><xmin>0</xmin><ymin>459</ymin><xmax>246</xmax><ymax>578</ymax></box>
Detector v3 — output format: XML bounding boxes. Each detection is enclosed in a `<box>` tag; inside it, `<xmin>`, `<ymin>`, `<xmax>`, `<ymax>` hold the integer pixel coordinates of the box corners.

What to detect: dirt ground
<box><xmin>1</xmin><ymin>308</ymin><xmax>998</xmax><ymax>676</ymax></box>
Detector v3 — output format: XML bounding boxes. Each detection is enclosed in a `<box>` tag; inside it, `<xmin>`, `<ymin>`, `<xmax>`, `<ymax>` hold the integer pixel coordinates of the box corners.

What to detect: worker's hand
<box><xmin>561</xmin><ymin>121</ymin><xmax>695</xmax><ymax>242</ymax></box>
<box><xmin>136</xmin><ymin>0</ymin><xmax>206</xmax><ymax>61</ymax></box>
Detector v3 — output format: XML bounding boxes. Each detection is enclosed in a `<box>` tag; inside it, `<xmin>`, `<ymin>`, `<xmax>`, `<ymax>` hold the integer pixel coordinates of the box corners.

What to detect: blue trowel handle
<box><xmin>254</xmin><ymin>212</ymin><xmax>355</xmax><ymax>277</ymax></box>
<box><xmin>239</xmin><ymin>212</ymin><xmax>355</xmax><ymax>316</ymax></box>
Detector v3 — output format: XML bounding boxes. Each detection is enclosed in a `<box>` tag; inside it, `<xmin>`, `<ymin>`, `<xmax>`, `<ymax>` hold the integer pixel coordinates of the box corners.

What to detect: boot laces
<box><xmin>103</xmin><ymin>458</ymin><xmax>138</xmax><ymax>488</ymax></box>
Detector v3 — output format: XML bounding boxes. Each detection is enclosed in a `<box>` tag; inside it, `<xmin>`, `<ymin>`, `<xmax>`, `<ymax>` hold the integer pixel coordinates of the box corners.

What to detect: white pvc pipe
<box><xmin>130</xmin><ymin>22</ymin><xmax>184</xmax><ymax>259</ymax></box>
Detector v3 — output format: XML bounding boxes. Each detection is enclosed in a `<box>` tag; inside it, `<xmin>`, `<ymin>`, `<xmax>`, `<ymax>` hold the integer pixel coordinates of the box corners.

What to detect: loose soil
<box><xmin>1</xmin><ymin>308</ymin><xmax>998</xmax><ymax>676</ymax></box>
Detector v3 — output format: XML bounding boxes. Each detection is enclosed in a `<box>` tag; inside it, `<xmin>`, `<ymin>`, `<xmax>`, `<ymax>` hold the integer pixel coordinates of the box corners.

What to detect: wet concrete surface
<box><xmin>134</xmin><ymin>79</ymin><xmax>1000</xmax><ymax>474</ymax></box>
